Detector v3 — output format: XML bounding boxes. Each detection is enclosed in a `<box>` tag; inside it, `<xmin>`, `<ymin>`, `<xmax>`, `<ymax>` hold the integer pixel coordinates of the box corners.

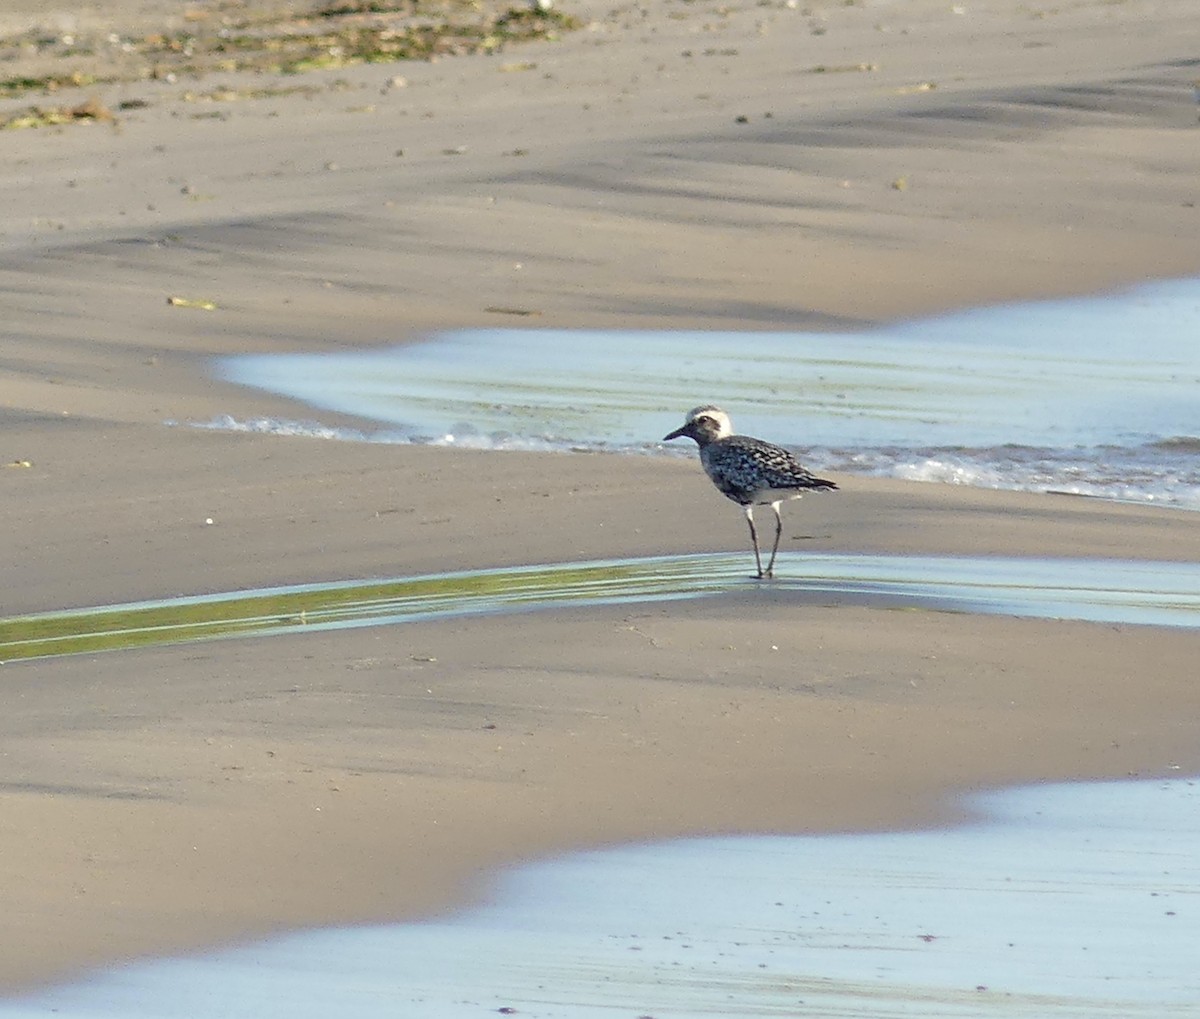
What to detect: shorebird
<box><xmin>663</xmin><ymin>406</ymin><xmax>837</xmax><ymax>578</ymax></box>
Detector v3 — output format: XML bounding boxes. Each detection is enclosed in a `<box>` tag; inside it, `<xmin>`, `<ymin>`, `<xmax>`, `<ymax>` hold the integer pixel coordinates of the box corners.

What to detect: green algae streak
<box><xmin>4</xmin><ymin>554</ymin><xmax>1199</xmax><ymax>664</ymax></box>
<box><xmin>0</xmin><ymin>555</ymin><xmax>746</xmax><ymax>663</ymax></box>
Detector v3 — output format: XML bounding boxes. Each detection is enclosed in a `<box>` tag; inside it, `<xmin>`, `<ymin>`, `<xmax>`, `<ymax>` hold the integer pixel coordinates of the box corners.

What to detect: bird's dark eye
<box><xmin>697</xmin><ymin>416</ymin><xmax>714</xmax><ymax>428</ymax></box>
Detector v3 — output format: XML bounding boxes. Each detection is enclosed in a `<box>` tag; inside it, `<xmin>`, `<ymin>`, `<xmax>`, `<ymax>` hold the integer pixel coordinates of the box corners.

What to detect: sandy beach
<box><xmin>3</xmin><ymin>0</ymin><xmax>1200</xmax><ymax>994</ymax></box>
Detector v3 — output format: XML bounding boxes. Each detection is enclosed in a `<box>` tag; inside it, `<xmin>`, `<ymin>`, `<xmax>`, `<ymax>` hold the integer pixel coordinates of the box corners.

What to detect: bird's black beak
<box><xmin>662</xmin><ymin>425</ymin><xmax>689</xmax><ymax>442</ymax></box>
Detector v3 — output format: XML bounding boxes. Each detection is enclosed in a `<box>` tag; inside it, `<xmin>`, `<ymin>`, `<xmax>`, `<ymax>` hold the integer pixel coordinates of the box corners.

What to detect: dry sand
<box><xmin>2</xmin><ymin>0</ymin><xmax>1200</xmax><ymax>994</ymax></box>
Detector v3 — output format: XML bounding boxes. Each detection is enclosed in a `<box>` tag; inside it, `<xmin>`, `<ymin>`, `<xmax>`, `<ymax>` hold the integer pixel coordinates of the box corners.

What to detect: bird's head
<box><xmin>662</xmin><ymin>406</ymin><xmax>733</xmax><ymax>446</ymax></box>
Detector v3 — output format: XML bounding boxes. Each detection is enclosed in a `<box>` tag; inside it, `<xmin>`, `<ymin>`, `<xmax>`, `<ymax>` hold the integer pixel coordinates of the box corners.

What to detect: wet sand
<box><xmin>3</xmin><ymin>0</ymin><xmax>1200</xmax><ymax>994</ymax></box>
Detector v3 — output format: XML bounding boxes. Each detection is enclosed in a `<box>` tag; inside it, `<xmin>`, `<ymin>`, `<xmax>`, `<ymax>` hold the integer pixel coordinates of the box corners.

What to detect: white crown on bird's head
<box><xmin>685</xmin><ymin>405</ymin><xmax>732</xmax><ymax>435</ymax></box>
<box><xmin>664</xmin><ymin>405</ymin><xmax>733</xmax><ymax>443</ymax></box>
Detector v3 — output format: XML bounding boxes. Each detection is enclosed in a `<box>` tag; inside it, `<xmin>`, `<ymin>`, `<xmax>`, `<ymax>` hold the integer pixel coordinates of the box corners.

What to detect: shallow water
<box><xmin>5</xmin><ymin>778</ymin><xmax>1197</xmax><ymax>1018</ymax></box>
<box><xmin>211</xmin><ymin>278</ymin><xmax>1200</xmax><ymax>508</ymax></box>
<box><xmin>3</xmin><ymin>553</ymin><xmax>1199</xmax><ymax>662</ymax></box>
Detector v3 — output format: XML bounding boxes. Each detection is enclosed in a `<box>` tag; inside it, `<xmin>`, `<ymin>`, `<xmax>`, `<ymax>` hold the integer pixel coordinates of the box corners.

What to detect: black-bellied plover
<box><xmin>663</xmin><ymin>406</ymin><xmax>837</xmax><ymax>579</ymax></box>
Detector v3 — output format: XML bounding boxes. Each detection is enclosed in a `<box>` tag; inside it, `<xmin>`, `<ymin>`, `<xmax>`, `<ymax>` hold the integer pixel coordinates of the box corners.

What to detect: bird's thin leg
<box><xmin>744</xmin><ymin>505</ymin><xmax>765</xmax><ymax>578</ymax></box>
<box><xmin>764</xmin><ymin>501</ymin><xmax>784</xmax><ymax>578</ymax></box>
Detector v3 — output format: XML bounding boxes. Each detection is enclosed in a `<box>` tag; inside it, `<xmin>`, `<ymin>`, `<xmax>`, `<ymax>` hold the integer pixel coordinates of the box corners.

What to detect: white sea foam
<box><xmin>870</xmin><ymin>449</ymin><xmax>1200</xmax><ymax>509</ymax></box>
<box><xmin>184</xmin><ymin>415</ymin><xmax>657</xmax><ymax>454</ymax></box>
<box><xmin>198</xmin><ymin>278</ymin><xmax>1200</xmax><ymax>509</ymax></box>
<box><xmin>186</xmin><ymin>415</ymin><xmax>1200</xmax><ymax>510</ymax></box>
<box><xmin>190</xmin><ymin>414</ymin><xmax>373</xmax><ymax>443</ymax></box>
